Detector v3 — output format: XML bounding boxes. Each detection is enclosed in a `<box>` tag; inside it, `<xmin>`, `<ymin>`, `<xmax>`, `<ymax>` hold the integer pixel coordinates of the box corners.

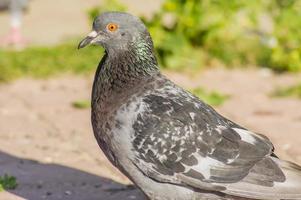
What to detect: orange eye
<box><xmin>107</xmin><ymin>23</ymin><xmax>118</xmax><ymax>32</ymax></box>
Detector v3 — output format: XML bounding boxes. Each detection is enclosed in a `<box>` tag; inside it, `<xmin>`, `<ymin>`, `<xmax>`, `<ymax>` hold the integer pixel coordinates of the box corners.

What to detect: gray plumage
<box><xmin>79</xmin><ymin>12</ymin><xmax>301</xmax><ymax>200</ymax></box>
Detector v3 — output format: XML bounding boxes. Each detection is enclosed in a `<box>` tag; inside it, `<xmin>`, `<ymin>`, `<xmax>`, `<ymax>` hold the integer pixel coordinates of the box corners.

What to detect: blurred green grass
<box><xmin>272</xmin><ymin>83</ymin><xmax>301</xmax><ymax>99</ymax></box>
<box><xmin>190</xmin><ymin>87</ymin><xmax>229</xmax><ymax>106</ymax></box>
<box><xmin>72</xmin><ymin>100</ymin><xmax>91</xmax><ymax>109</ymax></box>
<box><xmin>0</xmin><ymin>43</ymin><xmax>102</xmax><ymax>82</ymax></box>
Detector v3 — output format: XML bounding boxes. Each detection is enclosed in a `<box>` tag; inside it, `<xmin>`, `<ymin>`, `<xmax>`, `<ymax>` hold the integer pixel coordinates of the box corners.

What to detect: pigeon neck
<box><xmin>106</xmin><ymin>36</ymin><xmax>159</xmax><ymax>75</ymax></box>
<box><xmin>103</xmin><ymin>36</ymin><xmax>159</xmax><ymax>82</ymax></box>
<box><xmin>92</xmin><ymin>42</ymin><xmax>159</xmax><ymax>112</ymax></box>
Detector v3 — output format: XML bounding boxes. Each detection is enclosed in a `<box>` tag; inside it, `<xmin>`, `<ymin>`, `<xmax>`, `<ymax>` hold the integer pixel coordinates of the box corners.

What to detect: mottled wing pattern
<box><xmin>131</xmin><ymin>80</ymin><xmax>284</xmax><ymax>190</ymax></box>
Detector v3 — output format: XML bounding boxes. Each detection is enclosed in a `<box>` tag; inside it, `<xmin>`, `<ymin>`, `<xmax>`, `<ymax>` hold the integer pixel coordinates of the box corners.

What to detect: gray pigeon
<box><xmin>78</xmin><ymin>12</ymin><xmax>301</xmax><ymax>200</ymax></box>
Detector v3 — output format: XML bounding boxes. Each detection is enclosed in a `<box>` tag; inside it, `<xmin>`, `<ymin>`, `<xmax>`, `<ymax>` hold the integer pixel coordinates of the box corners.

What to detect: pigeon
<box><xmin>78</xmin><ymin>12</ymin><xmax>301</xmax><ymax>200</ymax></box>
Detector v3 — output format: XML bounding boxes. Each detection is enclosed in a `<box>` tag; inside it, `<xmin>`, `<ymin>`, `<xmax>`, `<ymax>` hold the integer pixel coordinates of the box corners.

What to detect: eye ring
<box><xmin>107</xmin><ymin>23</ymin><xmax>118</xmax><ymax>32</ymax></box>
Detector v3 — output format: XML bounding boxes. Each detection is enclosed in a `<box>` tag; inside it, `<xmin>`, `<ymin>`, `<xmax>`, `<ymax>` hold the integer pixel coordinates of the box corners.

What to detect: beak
<box><xmin>78</xmin><ymin>31</ymin><xmax>99</xmax><ymax>49</ymax></box>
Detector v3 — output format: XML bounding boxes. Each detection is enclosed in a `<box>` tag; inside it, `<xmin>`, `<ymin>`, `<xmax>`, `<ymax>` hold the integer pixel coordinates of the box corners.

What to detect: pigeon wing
<box><xmin>131</xmin><ymin>82</ymin><xmax>284</xmax><ymax>192</ymax></box>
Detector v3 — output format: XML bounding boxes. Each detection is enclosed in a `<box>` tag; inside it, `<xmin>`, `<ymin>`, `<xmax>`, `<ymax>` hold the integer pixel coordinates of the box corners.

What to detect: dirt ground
<box><xmin>0</xmin><ymin>67</ymin><xmax>301</xmax><ymax>200</ymax></box>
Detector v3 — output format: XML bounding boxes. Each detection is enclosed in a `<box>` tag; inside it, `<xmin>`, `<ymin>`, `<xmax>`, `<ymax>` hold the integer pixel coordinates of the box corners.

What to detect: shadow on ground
<box><xmin>0</xmin><ymin>151</ymin><xmax>145</xmax><ymax>200</ymax></box>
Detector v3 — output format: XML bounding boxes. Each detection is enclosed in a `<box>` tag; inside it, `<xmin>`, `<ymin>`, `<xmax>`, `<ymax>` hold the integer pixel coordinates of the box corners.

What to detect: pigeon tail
<box><xmin>272</xmin><ymin>158</ymin><xmax>301</xmax><ymax>199</ymax></box>
<box><xmin>224</xmin><ymin>157</ymin><xmax>301</xmax><ymax>200</ymax></box>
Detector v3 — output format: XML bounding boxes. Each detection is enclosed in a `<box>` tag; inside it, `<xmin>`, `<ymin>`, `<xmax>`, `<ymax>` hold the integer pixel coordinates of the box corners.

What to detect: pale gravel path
<box><xmin>0</xmin><ymin>68</ymin><xmax>300</xmax><ymax>200</ymax></box>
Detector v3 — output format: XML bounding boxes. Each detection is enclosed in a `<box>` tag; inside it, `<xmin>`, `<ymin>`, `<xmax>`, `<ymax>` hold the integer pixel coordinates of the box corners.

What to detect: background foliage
<box><xmin>1</xmin><ymin>0</ymin><xmax>301</xmax><ymax>83</ymax></box>
<box><xmin>272</xmin><ymin>83</ymin><xmax>301</xmax><ymax>99</ymax></box>
<box><xmin>0</xmin><ymin>43</ymin><xmax>101</xmax><ymax>82</ymax></box>
<box><xmin>90</xmin><ymin>0</ymin><xmax>301</xmax><ymax>72</ymax></box>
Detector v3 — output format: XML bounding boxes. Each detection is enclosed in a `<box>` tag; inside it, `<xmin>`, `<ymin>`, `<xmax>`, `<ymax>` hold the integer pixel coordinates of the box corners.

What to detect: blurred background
<box><xmin>0</xmin><ymin>0</ymin><xmax>301</xmax><ymax>199</ymax></box>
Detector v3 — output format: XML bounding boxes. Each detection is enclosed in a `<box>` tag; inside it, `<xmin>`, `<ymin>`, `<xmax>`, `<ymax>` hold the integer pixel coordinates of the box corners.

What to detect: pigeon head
<box><xmin>79</xmin><ymin>12</ymin><xmax>158</xmax><ymax>77</ymax></box>
<box><xmin>78</xmin><ymin>12</ymin><xmax>152</xmax><ymax>52</ymax></box>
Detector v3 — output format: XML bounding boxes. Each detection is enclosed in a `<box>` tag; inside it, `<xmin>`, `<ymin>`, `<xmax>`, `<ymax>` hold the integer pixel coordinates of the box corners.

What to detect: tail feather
<box><xmin>222</xmin><ymin>157</ymin><xmax>301</xmax><ymax>200</ymax></box>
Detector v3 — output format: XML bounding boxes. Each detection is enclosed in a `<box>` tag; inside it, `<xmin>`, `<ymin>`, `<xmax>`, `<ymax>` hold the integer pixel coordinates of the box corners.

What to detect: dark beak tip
<box><xmin>78</xmin><ymin>36</ymin><xmax>93</xmax><ymax>50</ymax></box>
<box><xmin>78</xmin><ymin>40</ymin><xmax>87</xmax><ymax>50</ymax></box>
<box><xmin>77</xmin><ymin>43</ymin><xmax>83</xmax><ymax>50</ymax></box>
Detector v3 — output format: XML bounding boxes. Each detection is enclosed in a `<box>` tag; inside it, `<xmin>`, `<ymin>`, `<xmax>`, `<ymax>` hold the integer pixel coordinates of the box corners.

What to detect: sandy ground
<box><xmin>0</xmin><ymin>68</ymin><xmax>301</xmax><ymax>200</ymax></box>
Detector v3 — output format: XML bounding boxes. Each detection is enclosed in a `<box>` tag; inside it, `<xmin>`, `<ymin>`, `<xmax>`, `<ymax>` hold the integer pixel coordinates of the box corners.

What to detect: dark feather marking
<box><xmin>183</xmin><ymin>169</ymin><xmax>205</xmax><ymax>180</ymax></box>
<box><xmin>130</xmin><ymin>79</ymin><xmax>284</xmax><ymax>190</ymax></box>
<box><xmin>222</xmin><ymin>128</ymin><xmax>241</xmax><ymax>141</ymax></box>
<box><xmin>211</xmin><ymin>138</ymin><xmax>239</xmax><ymax>163</ymax></box>
<box><xmin>181</xmin><ymin>155</ymin><xmax>198</xmax><ymax>166</ymax></box>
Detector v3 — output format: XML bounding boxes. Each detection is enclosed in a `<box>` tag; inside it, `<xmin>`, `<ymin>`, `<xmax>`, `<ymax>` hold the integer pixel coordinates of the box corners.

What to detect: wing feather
<box><xmin>131</xmin><ymin>81</ymin><xmax>284</xmax><ymax>193</ymax></box>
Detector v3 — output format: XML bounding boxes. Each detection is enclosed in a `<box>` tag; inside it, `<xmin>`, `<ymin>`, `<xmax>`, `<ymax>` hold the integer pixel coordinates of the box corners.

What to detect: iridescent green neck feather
<box><xmin>106</xmin><ymin>32</ymin><xmax>159</xmax><ymax>77</ymax></box>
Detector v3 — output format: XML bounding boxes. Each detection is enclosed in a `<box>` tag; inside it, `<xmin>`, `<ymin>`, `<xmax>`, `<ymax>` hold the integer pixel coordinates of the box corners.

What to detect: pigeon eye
<box><xmin>107</xmin><ymin>23</ymin><xmax>118</xmax><ymax>32</ymax></box>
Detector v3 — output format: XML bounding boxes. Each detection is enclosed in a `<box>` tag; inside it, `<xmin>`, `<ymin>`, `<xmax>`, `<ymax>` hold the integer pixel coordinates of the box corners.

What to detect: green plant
<box><xmin>87</xmin><ymin>0</ymin><xmax>126</xmax><ymax>23</ymax></box>
<box><xmin>0</xmin><ymin>174</ymin><xmax>17</xmax><ymax>191</ymax></box>
<box><xmin>72</xmin><ymin>100</ymin><xmax>90</xmax><ymax>109</ymax></box>
<box><xmin>150</xmin><ymin>0</ymin><xmax>301</xmax><ymax>72</ymax></box>
<box><xmin>190</xmin><ymin>87</ymin><xmax>229</xmax><ymax>106</ymax></box>
<box><xmin>257</xmin><ymin>1</ymin><xmax>301</xmax><ymax>72</ymax></box>
<box><xmin>271</xmin><ymin>83</ymin><xmax>301</xmax><ymax>99</ymax></box>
